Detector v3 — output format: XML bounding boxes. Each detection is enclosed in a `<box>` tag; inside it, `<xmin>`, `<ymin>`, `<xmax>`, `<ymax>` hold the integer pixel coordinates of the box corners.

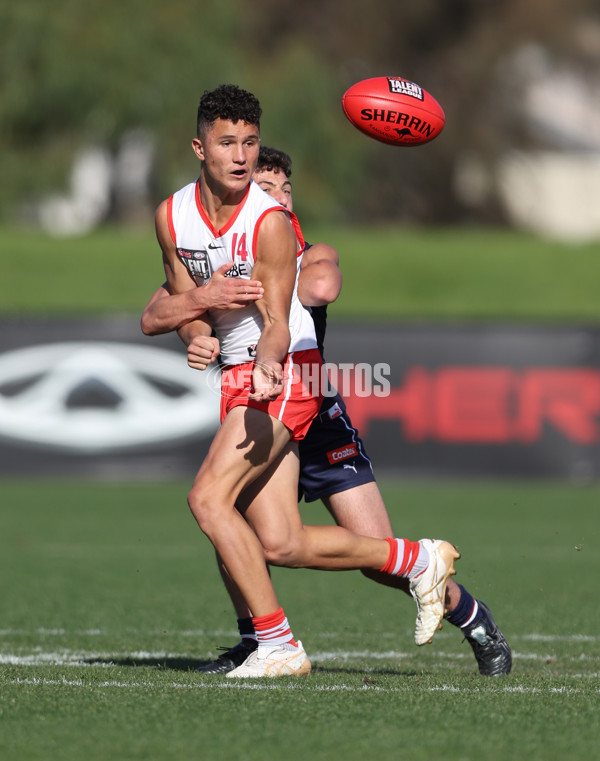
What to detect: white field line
<box><xmin>1</xmin><ymin>648</ymin><xmax>600</xmax><ymax>668</ymax></box>
<box><xmin>1</xmin><ymin>629</ymin><xmax>600</xmax><ymax>642</ymax></box>
<box><xmin>3</xmin><ymin>675</ymin><xmax>599</xmax><ymax>696</ymax></box>
<box><xmin>0</xmin><ymin>628</ymin><xmax>240</xmax><ymax>637</ymax></box>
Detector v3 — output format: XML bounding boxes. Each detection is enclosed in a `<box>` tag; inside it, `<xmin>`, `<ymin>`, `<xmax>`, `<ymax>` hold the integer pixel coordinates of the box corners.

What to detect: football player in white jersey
<box><xmin>143</xmin><ymin>143</ymin><xmax>512</xmax><ymax>678</ymax></box>
<box><xmin>150</xmin><ymin>84</ymin><xmax>483</xmax><ymax>679</ymax></box>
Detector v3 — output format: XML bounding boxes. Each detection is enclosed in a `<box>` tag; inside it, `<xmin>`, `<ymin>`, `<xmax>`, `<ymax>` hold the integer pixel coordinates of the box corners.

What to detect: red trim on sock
<box><xmin>399</xmin><ymin>540</ymin><xmax>421</xmax><ymax>576</ymax></box>
<box><xmin>252</xmin><ymin>607</ymin><xmax>297</xmax><ymax>647</ymax></box>
<box><xmin>380</xmin><ymin>538</ymin><xmax>397</xmax><ymax>574</ymax></box>
<box><xmin>253</xmin><ymin>607</ymin><xmax>285</xmax><ymax>632</ymax></box>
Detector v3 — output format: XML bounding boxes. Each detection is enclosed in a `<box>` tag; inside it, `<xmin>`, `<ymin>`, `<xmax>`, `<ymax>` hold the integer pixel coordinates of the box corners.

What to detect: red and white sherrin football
<box><xmin>342</xmin><ymin>76</ymin><xmax>445</xmax><ymax>146</ymax></box>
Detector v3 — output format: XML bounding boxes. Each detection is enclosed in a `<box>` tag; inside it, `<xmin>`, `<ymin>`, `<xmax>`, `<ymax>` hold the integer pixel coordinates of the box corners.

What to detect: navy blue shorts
<box><xmin>298</xmin><ymin>393</ymin><xmax>375</xmax><ymax>503</ymax></box>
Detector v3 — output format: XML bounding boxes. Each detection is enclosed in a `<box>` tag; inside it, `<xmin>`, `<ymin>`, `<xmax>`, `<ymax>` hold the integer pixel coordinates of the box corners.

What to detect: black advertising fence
<box><xmin>327</xmin><ymin>322</ymin><xmax>600</xmax><ymax>481</ymax></box>
<box><xmin>1</xmin><ymin>317</ymin><xmax>599</xmax><ymax>480</ymax></box>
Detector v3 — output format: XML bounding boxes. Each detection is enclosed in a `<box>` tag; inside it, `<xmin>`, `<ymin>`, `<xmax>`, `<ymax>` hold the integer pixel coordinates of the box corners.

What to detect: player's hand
<box><xmin>248</xmin><ymin>360</ymin><xmax>284</xmax><ymax>402</ymax></box>
<box><xmin>199</xmin><ymin>264</ymin><xmax>263</xmax><ymax>310</ymax></box>
<box><xmin>187</xmin><ymin>335</ymin><xmax>220</xmax><ymax>370</ymax></box>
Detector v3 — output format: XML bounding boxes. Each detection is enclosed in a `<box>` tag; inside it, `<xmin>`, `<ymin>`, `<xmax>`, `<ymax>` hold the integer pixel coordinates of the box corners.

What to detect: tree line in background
<box><xmin>1</xmin><ymin>0</ymin><xmax>598</xmax><ymax>230</ymax></box>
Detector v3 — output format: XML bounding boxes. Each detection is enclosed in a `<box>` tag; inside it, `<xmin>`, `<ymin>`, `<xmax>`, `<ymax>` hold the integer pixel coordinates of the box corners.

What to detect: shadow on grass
<box><xmin>84</xmin><ymin>656</ymin><xmax>208</xmax><ymax>671</ymax></box>
<box><xmin>84</xmin><ymin>655</ymin><xmax>418</xmax><ymax>677</ymax></box>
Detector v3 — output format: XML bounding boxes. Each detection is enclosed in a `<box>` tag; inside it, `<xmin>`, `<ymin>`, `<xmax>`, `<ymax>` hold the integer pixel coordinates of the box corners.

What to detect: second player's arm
<box><xmin>152</xmin><ymin>199</ymin><xmax>214</xmax><ymax>348</ymax></box>
<box><xmin>141</xmin><ymin>236</ymin><xmax>339</xmax><ymax>338</ymax></box>
<box><xmin>297</xmin><ymin>242</ymin><xmax>342</xmax><ymax>307</ymax></box>
<box><xmin>141</xmin><ymin>202</ymin><xmax>263</xmax><ymax>336</ymax></box>
<box><xmin>140</xmin><ymin>269</ymin><xmax>264</xmax><ymax>336</ymax></box>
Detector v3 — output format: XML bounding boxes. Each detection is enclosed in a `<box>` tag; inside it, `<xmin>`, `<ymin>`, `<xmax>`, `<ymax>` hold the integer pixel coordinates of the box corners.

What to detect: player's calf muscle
<box><xmin>262</xmin><ymin>525</ymin><xmax>388</xmax><ymax>571</ymax></box>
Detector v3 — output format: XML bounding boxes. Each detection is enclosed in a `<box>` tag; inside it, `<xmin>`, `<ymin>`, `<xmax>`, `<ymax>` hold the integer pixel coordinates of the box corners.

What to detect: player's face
<box><xmin>253</xmin><ymin>167</ymin><xmax>293</xmax><ymax>211</ymax></box>
<box><xmin>192</xmin><ymin>119</ymin><xmax>260</xmax><ymax>195</ymax></box>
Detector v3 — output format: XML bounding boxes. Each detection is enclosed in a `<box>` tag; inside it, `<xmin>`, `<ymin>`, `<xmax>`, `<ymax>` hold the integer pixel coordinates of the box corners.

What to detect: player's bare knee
<box><xmin>261</xmin><ymin>536</ymin><xmax>304</xmax><ymax>567</ymax></box>
<box><xmin>187</xmin><ymin>486</ymin><xmax>215</xmax><ymax>531</ymax></box>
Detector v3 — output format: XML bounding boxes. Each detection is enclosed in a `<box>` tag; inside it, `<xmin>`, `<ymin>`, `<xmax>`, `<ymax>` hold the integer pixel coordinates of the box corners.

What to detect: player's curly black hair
<box><xmin>196</xmin><ymin>84</ymin><xmax>262</xmax><ymax>138</ymax></box>
<box><xmin>256</xmin><ymin>146</ymin><xmax>292</xmax><ymax>178</ymax></box>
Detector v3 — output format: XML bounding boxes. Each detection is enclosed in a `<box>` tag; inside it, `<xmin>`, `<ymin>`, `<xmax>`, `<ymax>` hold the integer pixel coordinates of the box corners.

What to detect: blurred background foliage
<box><xmin>1</xmin><ymin>0</ymin><xmax>599</xmax><ymax>230</ymax></box>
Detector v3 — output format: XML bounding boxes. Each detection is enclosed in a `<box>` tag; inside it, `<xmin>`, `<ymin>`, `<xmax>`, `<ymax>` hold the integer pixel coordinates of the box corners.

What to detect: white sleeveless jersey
<box><xmin>167</xmin><ymin>179</ymin><xmax>317</xmax><ymax>365</ymax></box>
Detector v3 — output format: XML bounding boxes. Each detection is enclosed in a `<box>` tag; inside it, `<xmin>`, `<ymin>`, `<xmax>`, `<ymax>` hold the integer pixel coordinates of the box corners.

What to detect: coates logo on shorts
<box><xmin>0</xmin><ymin>342</ymin><xmax>220</xmax><ymax>452</ymax></box>
<box><xmin>327</xmin><ymin>443</ymin><xmax>358</xmax><ymax>464</ymax></box>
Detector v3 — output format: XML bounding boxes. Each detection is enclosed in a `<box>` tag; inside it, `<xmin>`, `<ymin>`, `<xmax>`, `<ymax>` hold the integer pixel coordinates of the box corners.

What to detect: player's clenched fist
<box><xmin>187</xmin><ymin>335</ymin><xmax>220</xmax><ymax>370</ymax></box>
<box><xmin>249</xmin><ymin>359</ymin><xmax>284</xmax><ymax>402</ymax></box>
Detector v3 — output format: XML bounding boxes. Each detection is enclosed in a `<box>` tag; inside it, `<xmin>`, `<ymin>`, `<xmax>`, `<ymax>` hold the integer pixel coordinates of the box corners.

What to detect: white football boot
<box><xmin>226</xmin><ymin>641</ymin><xmax>311</xmax><ymax>678</ymax></box>
<box><xmin>410</xmin><ymin>539</ymin><xmax>460</xmax><ymax>646</ymax></box>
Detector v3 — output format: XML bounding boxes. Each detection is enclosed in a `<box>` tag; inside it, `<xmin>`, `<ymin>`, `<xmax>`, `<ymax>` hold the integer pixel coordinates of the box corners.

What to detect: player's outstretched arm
<box><xmin>141</xmin><ymin>283</ymin><xmax>196</xmax><ymax>335</ymax></box>
<box><xmin>141</xmin><ymin>267</ymin><xmax>264</xmax><ymax>336</ymax></box>
<box><xmin>141</xmin><ymin>201</ymin><xmax>264</xmax><ymax>336</ymax></box>
<box><xmin>297</xmin><ymin>242</ymin><xmax>342</xmax><ymax>307</ymax></box>
<box><xmin>152</xmin><ymin>199</ymin><xmax>213</xmax><ymax>347</ymax></box>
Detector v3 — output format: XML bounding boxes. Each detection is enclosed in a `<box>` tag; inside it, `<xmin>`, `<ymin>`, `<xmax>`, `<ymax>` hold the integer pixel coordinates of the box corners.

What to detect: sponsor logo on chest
<box><xmin>177</xmin><ymin>232</ymin><xmax>252</xmax><ymax>282</ymax></box>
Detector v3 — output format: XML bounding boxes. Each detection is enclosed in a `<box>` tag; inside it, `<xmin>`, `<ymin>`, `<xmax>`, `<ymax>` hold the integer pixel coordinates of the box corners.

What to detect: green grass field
<box><xmin>2</xmin><ymin>225</ymin><xmax>599</xmax><ymax>758</ymax></box>
<box><xmin>2</xmin><ymin>225</ymin><xmax>600</xmax><ymax>321</ymax></box>
<box><xmin>1</xmin><ymin>478</ymin><xmax>598</xmax><ymax>761</ymax></box>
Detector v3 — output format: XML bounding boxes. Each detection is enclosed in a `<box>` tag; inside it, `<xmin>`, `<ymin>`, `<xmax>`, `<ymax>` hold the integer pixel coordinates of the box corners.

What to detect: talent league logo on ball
<box><xmin>342</xmin><ymin>76</ymin><xmax>444</xmax><ymax>146</ymax></box>
<box><xmin>387</xmin><ymin>78</ymin><xmax>423</xmax><ymax>100</ymax></box>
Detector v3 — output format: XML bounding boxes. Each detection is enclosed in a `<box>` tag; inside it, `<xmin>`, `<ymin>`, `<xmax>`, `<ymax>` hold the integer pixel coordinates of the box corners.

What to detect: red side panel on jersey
<box><xmin>288</xmin><ymin>210</ymin><xmax>305</xmax><ymax>257</ymax></box>
<box><xmin>251</xmin><ymin>208</ymin><xmax>305</xmax><ymax>261</ymax></box>
<box><xmin>166</xmin><ymin>195</ymin><xmax>176</xmax><ymax>244</ymax></box>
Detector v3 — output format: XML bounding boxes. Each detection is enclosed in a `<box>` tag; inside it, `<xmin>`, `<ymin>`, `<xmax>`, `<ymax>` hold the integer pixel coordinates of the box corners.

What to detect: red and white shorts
<box><xmin>220</xmin><ymin>348</ymin><xmax>323</xmax><ymax>441</ymax></box>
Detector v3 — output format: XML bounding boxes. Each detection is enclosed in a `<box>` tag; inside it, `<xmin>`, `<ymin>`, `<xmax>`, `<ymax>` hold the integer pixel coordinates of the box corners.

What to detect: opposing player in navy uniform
<box><xmin>144</xmin><ymin>100</ymin><xmax>511</xmax><ymax>677</ymax></box>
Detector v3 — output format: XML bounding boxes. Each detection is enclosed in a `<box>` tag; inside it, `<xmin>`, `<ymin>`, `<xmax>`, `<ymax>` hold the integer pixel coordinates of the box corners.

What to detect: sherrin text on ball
<box><xmin>342</xmin><ymin>76</ymin><xmax>445</xmax><ymax>146</ymax></box>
